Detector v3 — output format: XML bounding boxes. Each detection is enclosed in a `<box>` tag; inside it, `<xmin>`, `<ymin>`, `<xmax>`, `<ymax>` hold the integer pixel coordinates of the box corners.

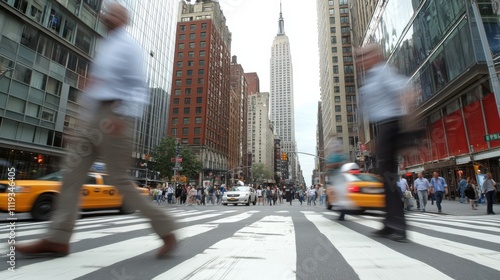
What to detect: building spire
<box><xmin>278</xmin><ymin>0</ymin><xmax>285</xmax><ymax>35</ymax></box>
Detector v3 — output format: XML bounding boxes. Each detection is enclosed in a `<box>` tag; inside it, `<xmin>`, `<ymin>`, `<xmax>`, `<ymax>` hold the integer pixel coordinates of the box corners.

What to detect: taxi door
<box><xmin>80</xmin><ymin>173</ymin><xmax>106</xmax><ymax>209</ymax></box>
<box><xmin>97</xmin><ymin>174</ymin><xmax>122</xmax><ymax>208</ymax></box>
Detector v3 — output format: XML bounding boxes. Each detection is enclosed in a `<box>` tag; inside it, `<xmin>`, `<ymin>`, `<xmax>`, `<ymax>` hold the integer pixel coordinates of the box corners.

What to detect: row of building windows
<box><xmin>179</xmin><ymin>32</ymin><xmax>207</xmax><ymax>40</ymax></box>
<box><xmin>173</xmin><ymin>87</ymin><xmax>204</xmax><ymax>95</ymax></box>
<box><xmin>176</xmin><ymin>60</ymin><xmax>205</xmax><ymax>67</ymax></box>
<box><xmin>174</xmin><ymin>78</ymin><xmax>204</xmax><ymax>86</ymax></box>
<box><xmin>178</xmin><ymin>41</ymin><xmax>207</xmax><ymax>49</ymax></box>
<box><xmin>175</xmin><ymin>69</ymin><xmax>205</xmax><ymax>76</ymax></box>
<box><xmin>179</xmin><ymin>22</ymin><xmax>207</xmax><ymax>31</ymax></box>
<box><xmin>171</xmin><ymin>107</ymin><xmax>203</xmax><ymax>114</ymax></box>
<box><xmin>172</xmin><ymin>97</ymin><xmax>203</xmax><ymax>104</ymax></box>
<box><xmin>177</xmin><ymin>50</ymin><xmax>205</xmax><ymax>58</ymax></box>
<box><xmin>332</xmin><ymin>65</ymin><xmax>355</xmax><ymax>74</ymax></box>
<box><xmin>335</xmin><ymin>105</ymin><xmax>357</xmax><ymax>113</ymax></box>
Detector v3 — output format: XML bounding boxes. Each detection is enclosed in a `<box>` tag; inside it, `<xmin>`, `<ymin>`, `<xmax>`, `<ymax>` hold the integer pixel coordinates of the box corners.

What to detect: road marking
<box><xmin>154</xmin><ymin>215</ymin><xmax>296</xmax><ymax>280</ymax></box>
<box><xmin>303</xmin><ymin>212</ymin><xmax>453</xmax><ymax>280</ymax></box>
<box><xmin>354</xmin><ymin>219</ymin><xmax>500</xmax><ymax>272</ymax></box>
<box><xmin>0</xmin><ymin>211</ymin><xmax>258</xmax><ymax>279</ymax></box>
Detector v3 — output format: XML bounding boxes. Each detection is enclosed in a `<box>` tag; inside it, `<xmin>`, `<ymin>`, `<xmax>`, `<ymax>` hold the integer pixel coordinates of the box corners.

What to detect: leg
<box><xmin>435</xmin><ymin>191</ymin><xmax>443</xmax><ymax>211</ymax></box>
<box><xmin>377</xmin><ymin>119</ymin><xmax>406</xmax><ymax>237</ymax></box>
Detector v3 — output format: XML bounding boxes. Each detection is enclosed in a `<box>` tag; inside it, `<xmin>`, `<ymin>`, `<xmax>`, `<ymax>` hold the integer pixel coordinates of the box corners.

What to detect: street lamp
<box><xmin>0</xmin><ymin>68</ymin><xmax>14</xmax><ymax>79</ymax></box>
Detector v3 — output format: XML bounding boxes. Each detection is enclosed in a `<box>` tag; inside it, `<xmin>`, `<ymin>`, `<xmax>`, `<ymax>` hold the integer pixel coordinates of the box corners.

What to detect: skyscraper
<box><xmin>167</xmin><ymin>0</ymin><xmax>232</xmax><ymax>183</ymax></box>
<box><xmin>270</xmin><ymin>4</ymin><xmax>297</xmax><ymax>183</ymax></box>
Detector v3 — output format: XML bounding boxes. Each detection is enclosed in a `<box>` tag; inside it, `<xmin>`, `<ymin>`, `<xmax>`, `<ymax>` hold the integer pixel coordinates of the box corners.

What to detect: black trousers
<box><xmin>376</xmin><ymin>118</ymin><xmax>407</xmax><ymax>235</ymax></box>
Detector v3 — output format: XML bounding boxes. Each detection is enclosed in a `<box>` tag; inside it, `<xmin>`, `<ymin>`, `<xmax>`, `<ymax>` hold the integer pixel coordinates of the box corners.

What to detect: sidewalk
<box><xmin>407</xmin><ymin>198</ymin><xmax>493</xmax><ymax>216</ymax></box>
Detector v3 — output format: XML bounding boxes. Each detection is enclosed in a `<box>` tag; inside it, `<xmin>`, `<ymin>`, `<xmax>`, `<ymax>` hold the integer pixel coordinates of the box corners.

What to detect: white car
<box><xmin>222</xmin><ymin>186</ymin><xmax>257</xmax><ymax>206</ymax></box>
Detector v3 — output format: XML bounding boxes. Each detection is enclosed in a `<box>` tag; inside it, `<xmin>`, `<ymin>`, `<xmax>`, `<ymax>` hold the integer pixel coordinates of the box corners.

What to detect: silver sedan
<box><xmin>221</xmin><ymin>186</ymin><xmax>257</xmax><ymax>206</ymax></box>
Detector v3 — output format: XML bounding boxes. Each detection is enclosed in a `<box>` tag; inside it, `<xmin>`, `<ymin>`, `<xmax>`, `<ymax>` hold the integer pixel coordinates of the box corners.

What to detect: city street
<box><xmin>1</xmin><ymin>199</ymin><xmax>499</xmax><ymax>280</ymax></box>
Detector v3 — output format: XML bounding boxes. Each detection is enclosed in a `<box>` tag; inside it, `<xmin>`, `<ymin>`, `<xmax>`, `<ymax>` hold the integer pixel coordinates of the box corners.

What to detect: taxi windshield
<box><xmin>37</xmin><ymin>172</ymin><xmax>64</xmax><ymax>181</ymax></box>
<box><xmin>345</xmin><ymin>173</ymin><xmax>382</xmax><ymax>182</ymax></box>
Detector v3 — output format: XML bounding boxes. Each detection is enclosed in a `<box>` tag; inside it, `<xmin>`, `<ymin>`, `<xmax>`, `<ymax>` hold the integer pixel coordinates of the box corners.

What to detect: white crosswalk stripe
<box><xmin>1</xmin><ymin>208</ymin><xmax>499</xmax><ymax>279</ymax></box>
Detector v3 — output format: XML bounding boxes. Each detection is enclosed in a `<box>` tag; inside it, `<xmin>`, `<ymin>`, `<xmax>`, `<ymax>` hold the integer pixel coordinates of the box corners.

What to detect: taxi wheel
<box><xmin>31</xmin><ymin>193</ymin><xmax>56</xmax><ymax>221</ymax></box>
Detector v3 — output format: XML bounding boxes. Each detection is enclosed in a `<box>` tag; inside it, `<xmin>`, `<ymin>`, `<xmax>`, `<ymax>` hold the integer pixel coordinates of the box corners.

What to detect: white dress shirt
<box><xmin>82</xmin><ymin>27</ymin><xmax>147</xmax><ymax>118</ymax></box>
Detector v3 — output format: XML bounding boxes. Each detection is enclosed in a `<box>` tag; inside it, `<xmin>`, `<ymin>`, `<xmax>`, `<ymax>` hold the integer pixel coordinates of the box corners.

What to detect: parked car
<box><xmin>221</xmin><ymin>186</ymin><xmax>257</xmax><ymax>206</ymax></box>
<box><xmin>326</xmin><ymin>163</ymin><xmax>385</xmax><ymax>215</ymax></box>
<box><xmin>0</xmin><ymin>171</ymin><xmax>149</xmax><ymax>221</ymax></box>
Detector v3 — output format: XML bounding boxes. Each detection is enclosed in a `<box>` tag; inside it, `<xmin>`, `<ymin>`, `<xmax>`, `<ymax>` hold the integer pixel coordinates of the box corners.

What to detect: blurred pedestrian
<box><xmin>414</xmin><ymin>172</ymin><xmax>430</xmax><ymax>212</ymax></box>
<box><xmin>16</xmin><ymin>3</ymin><xmax>176</xmax><ymax>258</ymax></box>
<box><xmin>357</xmin><ymin>43</ymin><xmax>409</xmax><ymax>242</ymax></box>
<box><xmin>482</xmin><ymin>173</ymin><xmax>497</xmax><ymax>215</ymax></box>
<box><xmin>464</xmin><ymin>177</ymin><xmax>477</xmax><ymax>210</ymax></box>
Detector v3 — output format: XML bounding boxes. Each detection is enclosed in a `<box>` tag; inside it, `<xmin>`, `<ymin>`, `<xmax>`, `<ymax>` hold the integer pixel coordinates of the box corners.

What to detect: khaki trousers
<box><xmin>47</xmin><ymin>102</ymin><xmax>175</xmax><ymax>244</ymax></box>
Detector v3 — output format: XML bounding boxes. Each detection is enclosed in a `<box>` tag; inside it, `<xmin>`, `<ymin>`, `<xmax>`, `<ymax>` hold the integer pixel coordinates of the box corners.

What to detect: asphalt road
<box><xmin>1</xmin><ymin>201</ymin><xmax>499</xmax><ymax>280</ymax></box>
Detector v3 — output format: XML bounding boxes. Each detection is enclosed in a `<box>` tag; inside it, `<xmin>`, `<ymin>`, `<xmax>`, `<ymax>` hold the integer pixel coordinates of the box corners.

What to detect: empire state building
<box><xmin>270</xmin><ymin>5</ymin><xmax>297</xmax><ymax>182</ymax></box>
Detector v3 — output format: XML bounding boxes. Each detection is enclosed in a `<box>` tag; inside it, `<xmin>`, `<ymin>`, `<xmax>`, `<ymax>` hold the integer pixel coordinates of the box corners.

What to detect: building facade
<box><xmin>247</xmin><ymin>92</ymin><xmax>275</xmax><ymax>179</ymax></box>
<box><xmin>166</xmin><ymin>0</ymin><xmax>232</xmax><ymax>184</ymax></box>
<box><xmin>354</xmin><ymin>0</ymin><xmax>500</xmax><ymax>197</ymax></box>
<box><xmin>0</xmin><ymin>0</ymin><xmax>178</xmax><ymax>182</ymax></box>
<box><xmin>314</xmin><ymin>101</ymin><xmax>325</xmax><ymax>185</ymax></box>
<box><xmin>316</xmin><ymin>0</ymin><xmax>359</xmax><ymax>165</ymax></box>
<box><xmin>270</xmin><ymin>5</ymin><xmax>298</xmax><ymax>183</ymax></box>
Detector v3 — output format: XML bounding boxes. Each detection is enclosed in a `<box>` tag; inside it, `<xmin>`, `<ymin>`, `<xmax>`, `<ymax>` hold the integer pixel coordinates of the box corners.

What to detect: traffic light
<box><xmin>281</xmin><ymin>152</ymin><xmax>288</xmax><ymax>161</ymax></box>
<box><xmin>175</xmin><ymin>143</ymin><xmax>181</xmax><ymax>155</ymax></box>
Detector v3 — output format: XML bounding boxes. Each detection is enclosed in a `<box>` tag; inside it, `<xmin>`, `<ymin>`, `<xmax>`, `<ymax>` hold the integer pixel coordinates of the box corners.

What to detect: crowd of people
<box><xmin>147</xmin><ymin>183</ymin><xmax>330</xmax><ymax>207</ymax></box>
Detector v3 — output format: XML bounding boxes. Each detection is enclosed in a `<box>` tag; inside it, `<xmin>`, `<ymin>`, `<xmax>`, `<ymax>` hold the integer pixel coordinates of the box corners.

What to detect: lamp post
<box><xmin>0</xmin><ymin>68</ymin><xmax>14</xmax><ymax>79</ymax></box>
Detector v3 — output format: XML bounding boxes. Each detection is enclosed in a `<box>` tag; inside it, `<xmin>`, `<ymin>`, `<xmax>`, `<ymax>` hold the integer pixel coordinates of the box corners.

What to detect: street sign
<box><xmin>484</xmin><ymin>133</ymin><xmax>500</xmax><ymax>141</ymax></box>
<box><xmin>171</xmin><ymin>158</ymin><xmax>183</xmax><ymax>162</ymax></box>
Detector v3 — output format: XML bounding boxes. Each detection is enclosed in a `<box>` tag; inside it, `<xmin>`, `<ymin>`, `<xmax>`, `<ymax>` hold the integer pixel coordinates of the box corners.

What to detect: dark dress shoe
<box><xmin>157</xmin><ymin>233</ymin><xmax>176</xmax><ymax>258</ymax></box>
<box><xmin>17</xmin><ymin>239</ymin><xmax>69</xmax><ymax>258</ymax></box>
<box><xmin>385</xmin><ymin>233</ymin><xmax>408</xmax><ymax>243</ymax></box>
<box><xmin>372</xmin><ymin>227</ymin><xmax>393</xmax><ymax>237</ymax></box>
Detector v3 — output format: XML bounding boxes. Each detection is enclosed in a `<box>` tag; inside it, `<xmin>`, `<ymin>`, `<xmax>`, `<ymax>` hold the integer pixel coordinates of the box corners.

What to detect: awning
<box><xmin>407</xmin><ymin>165</ymin><xmax>424</xmax><ymax>172</ymax></box>
<box><xmin>474</xmin><ymin>149</ymin><xmax>500</xmax><ymax>160</ymax></box>
<box><xmin>456</xmin><ymin>155</ymin><xmax>471</xmax><ymax>165</ymax></box>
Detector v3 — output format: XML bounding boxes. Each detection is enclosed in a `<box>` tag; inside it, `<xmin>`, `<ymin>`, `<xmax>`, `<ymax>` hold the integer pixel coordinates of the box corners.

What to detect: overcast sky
<box><xmin>219</xmin><ymin>0</ymin><xmax>321</xmax><ymax>184</ymax></box>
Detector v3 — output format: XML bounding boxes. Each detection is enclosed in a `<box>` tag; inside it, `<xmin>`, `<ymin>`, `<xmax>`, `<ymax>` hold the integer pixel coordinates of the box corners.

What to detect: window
<box><xmin>332</xmin><ymin>56</ymin><xmax>338</xmax><ymax>63</ymax></box>
<box><xmin>195</xmin><ymin>107</ymin><xmax>202</xmax><ymax>114</ymax></box>
<box><xmin>177</xmin><ymin>61</ymin><xmax>183</xmax><ymax>67</ymax></box>
<box><xmin>334</xmin><ymin>86</ymin><xmax>340</xmax><ymax>93</ymax></box>
<box><xmin>346</xmin><ymin>86</ymin><xmax>355</xmax><ymax>93</ymax></box>
<box><xmin>200</xmin><ymin>41</ymin><xmax>206</xmax><ymax>48</ymax></box>
<box><xmin>332</xmin><ymin>47</ymin><xmax>337</xmax><ymax>53</ymax></box>
<box><xmin>176</xmin><ymin>70</ymin><xmax>182</xmax><ymax>77</ymax></box>
<box><xmin>331</xmin><ymin>36</ymin><xmax>337</xmax><ymax>44</ymax></box>
<box><xmin>198</xmin><ymin>69</ymin><xmax>204</xmax><ymax>75</ymax></box>
<box><xmin>186</xmin><ymin>79</ymin><xmax>192</xmax><ymax>85</ymax></box>
<box><xmin>345</xmin><ymin>76</ymin><xmax>355</xmax><ymax>83</ymax></box>
<box><xmin>13</xmin><ymin>64</ymin><xmax>32</xmax><ymax>84</ymax></box>
<box><xmin>336</xmin><ymin>115</ymin><xmax>342</xmax><ymax>122</ymax></box>
<box><xmin>171</xmin><ymin>128</ymin><xmax>177</xmax><ymax>135</ymax></box>
<box><xmin>199</xmin><ymin>50</ymin><xmax>205</xmax><ymax>57</ymax></box>
<box><xmin>330</xmin><ymin>27</ymin><xmax>336</xmax><ymax>34</ymax></box>
<box><xmin>200</xmin><ymin>32</ymin><xmax>206</xmax><ymax>38</ymax></box>
<box><xmin>180</xmin><ymin>25</ymin><xmax>186</xmax><ymax>31</ymax></box>
<box><xmin>342</xmin><ymin>36</ymin><xmax>351</xmax><ymax>44</ymax></box>
<box><xmin>199</xmin><ymin>60</ymin><xmax>205</xmax><ymax>66</ymax></box>
<box><xmin>197</xmin><ymin>87</ymin><xmax>203</xmax><ymax>94</ymax></box>
<box><xmin>183</xmin><ymin>117</ymin><xmax>190</xmax><ymax>124</ymax></box>
<box><xmin>172</xmin><ymin>117</ymin><xmax>179</xmax><ymax>125</ymax></box>
<box><xmin>41</xmin><ymin>109</ymin><xmax>55</xmax><ymax>122</ymax></box>
<box><xmin>173</xmin><ymin>98</ymin><xmax>180</xmax><ymax>104</ymax></box>
<box><xmin>347</xmin><ymin>115</ymin><xmax>354</xmax><ymax>123</ymax></box>
<box><xmin>179</xmin><ymin>34</ymin><xmax>185</xmax><ymax>40</ymax></box>
<box><xmin>63</xmin><ymin>19</ymin><xmax>75</xmax><ymax>42</ymax></box>
<box><xmin>173</xmin><ymin>108</ymin><xmax>179</xmax><ymax>114</ymax></box>
<box><xmin>194</xmin><ymin>127</ymin><xmax>201</xmax><ymax>134</ymax></box>
<box><xmin>189</xmin><ymin>33</ymin><xmax>195</xmax><ymax>39</ymax></box>
<box><xmin>335</xmin><ymin>105</ymin><xmax>341</xmax><ymax>112</ymax></box>
<box><xmin>333</xmin><ymin>66</ymin><xmax>339</xmax><ymax>74</ymax></box>
<box><xmin>75</xmin><ymin>28</ymin><xmax>92</xmax><ymax>54</ymax></box>
<box><xmin>175</xmin><ymin>80</ymin><xmax>182</xmax><ymax>86</ymax></box>
<box><xmin>340</xmin><ymin>8</ymin><xmax>349</xmax><ymax>14</ymax></box>
<box><xmin>336</xmin><ymin>126</ymin><xmax>343</xmax><ymax>133</ymax></box>
<box><xmin>346</xmin><ymin>105</ymin><xmax>353</xmax><ymax>112</ymax></box>
<box><xmin>340</xmin><ymin>16</ymin><xmax>349</xmax><ymax>24</ymax></box>
<box><xmin>184</xmin><ymin>98</ymin><xmax>191</xmax><ymax>104</ymax></box>
<box><xmin>187</xmin><ymin>70</ymin><xmax>193</xmax><ymax>76</ymax></box>
<box><xmin>188</xmin><ymin>61</ymin><xmax>194</xmax><ymax>67</ymax></box>
<box><xmin>198</xmin><ymin>78</ymin><xmax>204</xmax><ymax>84</ymax></box>
<box><xmin>68</xmin><ymin>87</ymin><xmax>79</xmax><ymax>102</ymax></box>
<box><xmin>179</xmin><ymin>43</ymin><xmax>185</xmax><ymax>50</ymax></box>
<box><xmin>31</xmin><ymin>71</ymin><xmax>47</xmax><ymax>90</ymax></box>
<box><xmin>189</xmin><ymin>42</ymin><xmax>195</xmax><ymax>48</ymax></box>
<box><xmin>190</xmin><ymin>24</ymin><xmax>196</xmax><ymax>31</ymax></box>
<box><xmin>329</xmin><ymin>0</ymin><xmax>334</xmax><ymax>5</ymax></box>
<box><xmin>341</xmin><ymin>27</ymin><xmax>350</xmax><ymax>34</ymax></box>
<box><xmin>329</xmin><ymin>9</ymin><xmax>334</xmax><ymax>15</ymax></box>
<box><xmin>339</xmin><ymin>0</ymin><xmax>348</xmax><ymax>5</ymax></box>
<box><xmin>334</xmin><ymin>76</ymin><xmax>339</xmax><ymax>83</ymax></box>
<box><xmin>330</xmin><ymin>17</ymin><xmax>335</xmax><ymax>24</ymax></box>
<box><xmin>194</xmin><ymin>138</ymin><xmax>200</xmax><ymax>144</ymax></box>
<box><xmin>342</xmin><ymin>47</ymin><xmax>352</xmax><ymax>54</ymax></box>
<box><xmin>52</xmin><ymin>44</ymin><xmax>68</xmax><ymax>65</ymax></box>
<box><xmin>182</xmin><ymin>128</ymin><xmax>189</xmax><ymax>135</ymax></box>
<box><xmin>48</xmin><ymin>9</ymin><xmax>62</xmax><ymax>33</ymax></box>
<box><xmin>196</xmin><ymin>97</ymin><xmax>202</xmax><ymax>104</ymax></box>
<box><xmin>188</xmin><ymin>51</ymin><xmax>195</xmax><ymax>58</ymax></box>
<box><xmin>178</xmin><ymin>52</ymin><xmax>184</xmax><ymax>58</ymax></box>
<box><xmin>185</xmin><ymin>88</ymin><xmax>192</xmax><ymax>95</ymax></box>
<box><xmin>344</xmin><ymin>65</ymin><xmax>354</xmax><ymax>74</ymax></box>
<box><xmin>195</xmin><ymin>117</ymin><xmax>202</xmax><ymax>124</ymax></box>
<box><xmin>174</xmin><ymin>89</ymin><xmax>181</xmax><ymax>95</ymax></box>
<box><xmin>335</xmin><ymin>96</ymin><xmax>341</xmax><ymax>103</ymax></box>
<box><xmin>343</xmin><ymin>56</ymin><xmax>353</xmax><ymax>63</ymax></box>
<box><xmin>201</xmin><ymin>23</ymin><xmax>207</xmax><ymax>29</ymax></box>
<box><xmin>184</xmin><ymin>108</ymin><xmax>190</xmax><ymax>114</ymax></box>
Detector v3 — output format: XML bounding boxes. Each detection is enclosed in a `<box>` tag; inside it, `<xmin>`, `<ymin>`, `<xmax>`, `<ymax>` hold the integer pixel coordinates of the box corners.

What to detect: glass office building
<box><xmin>357</xmin><ymin>0</ymin><xmax>500</xmax><ymax>189</ymax></box>
<box><xmin>0</xmin><ymin>0</ymin><xmax>178</xmax><ymax>180</ymax></box>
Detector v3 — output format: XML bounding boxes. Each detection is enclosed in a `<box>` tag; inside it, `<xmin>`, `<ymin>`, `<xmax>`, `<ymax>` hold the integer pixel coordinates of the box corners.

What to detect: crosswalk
<box><xmin>1</xmin><ymin>208</ymin><xmax>499</xmax><ymax>279</ymax></box>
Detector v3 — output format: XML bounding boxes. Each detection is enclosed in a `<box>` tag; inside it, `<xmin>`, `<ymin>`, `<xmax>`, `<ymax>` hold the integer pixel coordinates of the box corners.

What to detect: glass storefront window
<box><xmin>430</xmin><ymin>46</ymin><xmax>448</xmax><ymax>92</ymax></box>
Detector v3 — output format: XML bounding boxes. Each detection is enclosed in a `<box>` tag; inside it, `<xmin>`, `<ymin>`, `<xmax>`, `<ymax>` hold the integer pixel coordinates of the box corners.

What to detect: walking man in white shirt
<box><xmin>414</xmin><ymin>172</ymin><xmax>430</xmax><ymax>212</ymax></box>
<box><xmin>16</xmin><ymin>3</ymin><xmax>176</xmax><ymax>259</ymax></box>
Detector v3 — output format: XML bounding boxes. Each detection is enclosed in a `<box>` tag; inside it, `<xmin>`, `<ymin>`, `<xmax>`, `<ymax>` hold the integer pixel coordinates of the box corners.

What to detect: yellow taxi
<box><xmin>326</xmin><ymin>163</ymin><xmax>385</xmax><ymax>215</ymax></box>
<box><xmin>0</xmin><ymin>171</ymin><xmax>149</xmax><ymax>221</ymax></box>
